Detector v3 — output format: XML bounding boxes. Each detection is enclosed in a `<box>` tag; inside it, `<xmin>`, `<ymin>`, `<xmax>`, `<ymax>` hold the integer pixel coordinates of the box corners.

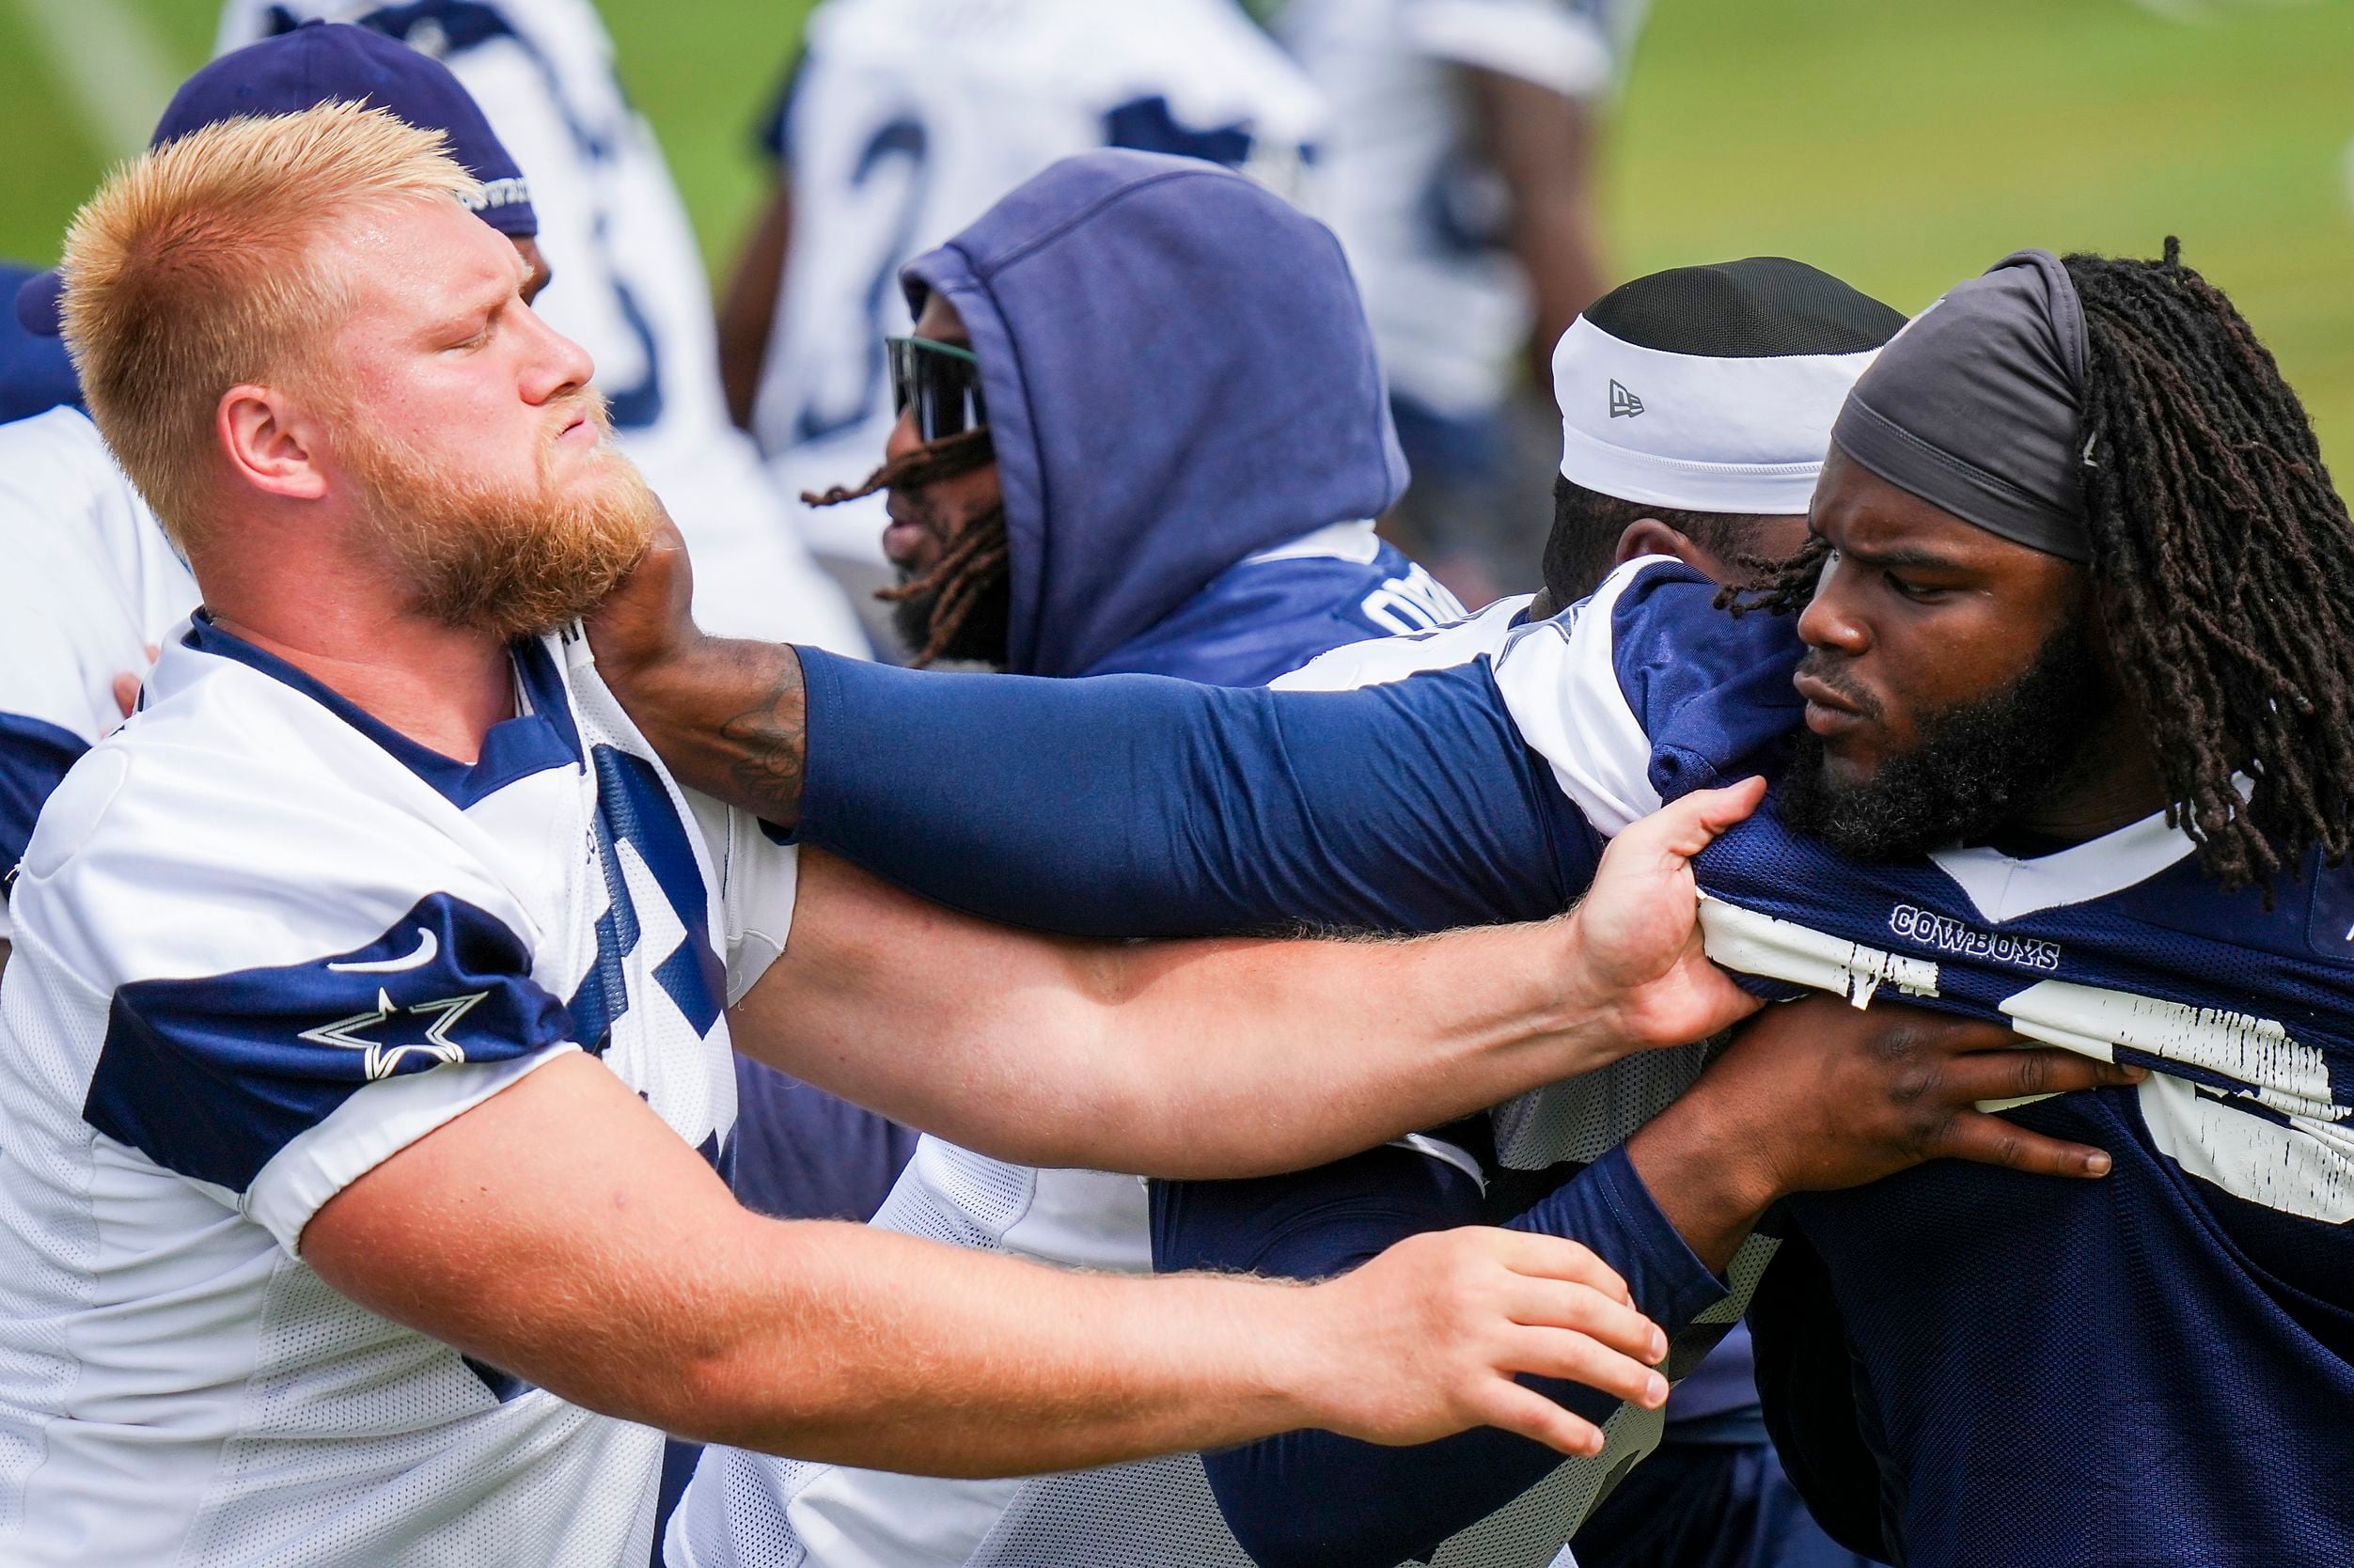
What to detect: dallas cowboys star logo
<box><xmin>298</xmin><ymin>988</ymin><xmax>489</xmax><ymax>1081</ymax></box>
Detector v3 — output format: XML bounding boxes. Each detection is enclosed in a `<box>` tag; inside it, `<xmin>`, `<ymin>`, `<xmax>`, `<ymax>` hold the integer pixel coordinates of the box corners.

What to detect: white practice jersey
<box><xmin>0</xmin><ymin>617</ymin><xmax>798</xmax><ymax>1567</ymax></box>
<box><xmin>0</xmin><ymin>407</ymin><xmax>197</xmax><ymax>942</ymax></box>
<box><xmin>754</xmin><ymin>0</ymin><xmax>1326</xmax><ymax>563</ymax></box>
<box><xmin>215</xmin><ymin>0</ymin><xmax>868</xmax><ymax>653</ymax></box>
<box><xmin>1279</xmin><ymin>0</ymin><xmax>1646</xmax><ymax>418</ymax></box>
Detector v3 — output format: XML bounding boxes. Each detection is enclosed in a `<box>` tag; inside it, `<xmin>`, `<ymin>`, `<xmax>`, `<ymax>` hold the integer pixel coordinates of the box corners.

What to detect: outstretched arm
<box><xmin>730</xmin><ymin>782</ymin><xmax>1763</xmax><ymax>1180</ymax></box>
<box><xmin>301</xmin><ymin>1049</ymin><xmax>1674</xmax><ymax>1476</ymax></box>
<box><xmin>591</xmin><ymin>522</ymin><xmax>1588</xmax><ymax>939</ymax></box>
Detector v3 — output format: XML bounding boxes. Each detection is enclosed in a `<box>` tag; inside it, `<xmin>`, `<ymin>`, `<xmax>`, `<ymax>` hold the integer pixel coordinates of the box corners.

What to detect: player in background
<box><xmin>0</xmin><ymin>105</ymin><xmax>1801</xmax><ymax>1567</ymax></box>
<box><xmin>0</xmin><ymin>21</ymin><xmax>547</xmax><ymax>979</ymax></box>
<box><xmin>1276</xmin><ymin>0</ymin><xmax>1646</xmax><ymax>606</ymax></box>
<box><xmin>216</xmin><ymin>0</ymin><xmax>869</xmax><ymax>655</ymax></box>
<box><xmin>676</xmin><ymin>148</ymin><xmax>1467</xmax><ymax>1568</ymax></box>
<box><xmin>719</xmin><ymin>0</ymin><xmax>1324</xmax><ymax>653</ymax></box>
<box><xmin>609</xmin><ymin>243</ymin><xmax>2354</xmax><ymax>1568</ymax></box>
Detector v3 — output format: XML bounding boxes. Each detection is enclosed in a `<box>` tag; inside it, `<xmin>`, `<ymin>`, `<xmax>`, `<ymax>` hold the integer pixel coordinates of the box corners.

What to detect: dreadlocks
<box><xmin>1733</xmin><ymin>241</ymin><xmax>2354</xmax><ymax>891</ymax></box>
<box><xmin>804</xmin><ymin>427</ymin><xmax>1011</xmax><ymax>667</ymax></box>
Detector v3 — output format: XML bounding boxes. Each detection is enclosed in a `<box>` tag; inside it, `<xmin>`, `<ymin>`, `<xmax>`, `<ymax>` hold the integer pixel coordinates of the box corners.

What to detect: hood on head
<box><xmin>900</xmin><ymin>149</ymin><xmax>1406</xmax><ymax>677</ymax></box>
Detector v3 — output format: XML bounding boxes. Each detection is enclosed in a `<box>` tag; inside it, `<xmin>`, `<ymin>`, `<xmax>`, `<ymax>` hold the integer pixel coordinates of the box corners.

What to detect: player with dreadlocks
<box><xmin>802</xmin><ymin>150</ymin><xmax>1459</xmax><ymax>675</ymax></box>
<box><xmin>806</xmin><ymin>426</ymin><xmax>1008</xmax><ymax>666</ymax></box>
<box><xmin>1734</xmin><ymin>239</ymin><xmax>2354</xmax><ymax>895</ymax></box>
<box><xmin>590</xmin><ymin>239</ymin><xmax>2354</xmax><ymax>1566</ymax></box>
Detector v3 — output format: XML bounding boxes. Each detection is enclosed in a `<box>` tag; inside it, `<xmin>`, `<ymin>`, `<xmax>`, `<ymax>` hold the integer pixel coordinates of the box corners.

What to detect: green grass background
<box><xmin>7</xmin><ymin>0</ymin><xmax>2353</xmax><ymax>464</ymax></box>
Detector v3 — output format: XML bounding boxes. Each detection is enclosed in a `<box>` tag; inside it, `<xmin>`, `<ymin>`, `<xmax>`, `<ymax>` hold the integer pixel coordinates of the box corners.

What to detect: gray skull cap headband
<box><xmin>1829</xmin><ymin>249</ymin><xmax>2094</xmax><ymax>562</ymax></box>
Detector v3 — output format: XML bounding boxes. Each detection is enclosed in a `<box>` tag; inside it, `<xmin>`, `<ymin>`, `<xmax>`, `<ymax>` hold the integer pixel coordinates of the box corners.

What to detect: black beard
<box><xmin>887</xmin><ymin>563</ymin><xmax>1012</xmax><ymax>667</ymax></box>
<box><xmin>1779</xmin><ymin>620</ymin><xmax>2110</xmax><ymax>860</ymax></box>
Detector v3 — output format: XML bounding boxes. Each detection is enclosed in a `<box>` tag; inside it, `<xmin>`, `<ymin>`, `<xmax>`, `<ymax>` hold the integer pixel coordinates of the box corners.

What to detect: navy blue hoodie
<box><xmin>898</xmin><ymin>149</ymin><xmax>1461</xmax><ymax>684</ymax></box>
<box><xmin>729</xmin><ymin>154</ymin><xmax>1465</xmax><ymax>1234</ymax></box>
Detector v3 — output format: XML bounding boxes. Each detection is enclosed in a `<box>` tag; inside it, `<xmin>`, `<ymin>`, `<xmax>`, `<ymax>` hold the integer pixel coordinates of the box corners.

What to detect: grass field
<box><xmin>7</xmin><ymin>0</ymin><xmax>2353</xmax><ymax>463</ymax></box>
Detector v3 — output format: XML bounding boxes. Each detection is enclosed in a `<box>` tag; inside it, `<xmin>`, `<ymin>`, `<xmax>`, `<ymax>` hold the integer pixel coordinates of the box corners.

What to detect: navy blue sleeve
<box><xmin>1605</xmin><ymin>568</ymin><xmax>1806</xmax><ymax>806</ymax></box>
<box><xmin>86</xmin><ymin>892</ymin><xmax>574</xmax><ymax>1195</ymax></box>
<box><xmin>796</xmin><ymin>649</ymin><xmax>1596</xmax><ymax>938</ymax></box>
<box><xmin>1153</xmin><ymin>1144</ymin><xmax>1730</xmax><ymax>1568</ymax></box>
<box><xmin>0</xmin><ymin>711</ymin><xmax>88</xmax><ymax>886</ymax></box>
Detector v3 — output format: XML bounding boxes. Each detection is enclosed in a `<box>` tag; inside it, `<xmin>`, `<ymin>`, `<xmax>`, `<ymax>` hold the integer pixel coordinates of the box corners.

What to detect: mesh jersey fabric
<box><xmin>0</xmin><ymin>614</ymin><xmax>794</xmax><ymax>1567</ymax></box>
<box><xmin>1688</xmin><ymin>802</ymin><xmax>2354</xmax><ymax>1567</ymax></box>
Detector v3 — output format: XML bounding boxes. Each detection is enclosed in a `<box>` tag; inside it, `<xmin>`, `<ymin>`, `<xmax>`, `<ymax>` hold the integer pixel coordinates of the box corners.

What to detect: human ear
<box><xmin>1614</xmin><ymin>518</ymin><xmax>1713</xmax><ymax>576</ymax></box>
<box><xmin>217</xmin><ymin>385</ymin><xmax>328</xmax><ymax>503</ymax></box>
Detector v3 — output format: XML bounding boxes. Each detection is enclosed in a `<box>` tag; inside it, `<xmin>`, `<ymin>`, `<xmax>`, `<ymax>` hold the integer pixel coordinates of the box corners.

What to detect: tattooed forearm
<box><xmin>714</xmin><ymin>644</ymin><xmax>808</xmax><ymax>823</ymax></box>
<box><xmin>616</xmin><ymin>636</ymin><xmax>810</xmax><ymax>826</ymax></box>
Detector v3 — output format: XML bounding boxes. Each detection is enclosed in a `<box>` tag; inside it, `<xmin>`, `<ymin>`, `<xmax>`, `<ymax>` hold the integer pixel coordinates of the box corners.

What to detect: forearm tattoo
<box><xmin>711</xmin><ymin>645</ymin><xmax>809</xmax><ymax>824</ymax></box>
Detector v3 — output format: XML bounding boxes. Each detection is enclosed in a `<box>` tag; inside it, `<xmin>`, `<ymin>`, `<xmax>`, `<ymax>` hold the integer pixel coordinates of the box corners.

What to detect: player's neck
<box><xmin>207</xmin><ymin>601</ymin><xmax>517</xmax><ymax>765</ymax></box>
<box><xmin>1993</xmin><ymin>710</ymin><xmax>2169</xmax><ymax>851</ymax></box>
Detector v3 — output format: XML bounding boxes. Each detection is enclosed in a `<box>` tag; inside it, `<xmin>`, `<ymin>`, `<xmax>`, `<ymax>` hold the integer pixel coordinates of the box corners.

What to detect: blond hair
<box><xmin>59</xmin><ymin>101</ymin><xmax>479</xmax><ymax>550</ymax></box>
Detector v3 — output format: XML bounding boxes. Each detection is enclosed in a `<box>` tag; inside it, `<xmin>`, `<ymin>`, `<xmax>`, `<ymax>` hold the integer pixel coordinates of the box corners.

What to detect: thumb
<box><xmin>1621</xmin><ymin>776</ymin><xmax>1766</xmax><ymax>863</ymax></box>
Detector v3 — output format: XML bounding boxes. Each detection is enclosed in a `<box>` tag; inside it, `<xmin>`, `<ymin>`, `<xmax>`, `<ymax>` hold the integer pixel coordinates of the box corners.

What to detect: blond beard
<box><xmin>340</xmin><ymin>392</ymin><xmax>660</xmax><ymax>641</ymax></box>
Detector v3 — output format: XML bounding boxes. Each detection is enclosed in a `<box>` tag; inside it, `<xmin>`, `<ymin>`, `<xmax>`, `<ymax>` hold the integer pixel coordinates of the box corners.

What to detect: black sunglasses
<box><xmin>887</xmin><ymin>335</ymin><xmax>988</xmax><ymax>443</ymax></box>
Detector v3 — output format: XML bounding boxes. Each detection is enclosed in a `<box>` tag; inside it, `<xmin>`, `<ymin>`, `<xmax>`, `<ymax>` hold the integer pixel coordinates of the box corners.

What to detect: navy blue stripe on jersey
<box><xmin>1102</xmin><ymin>95</ymin><xmax>1256</xmax><ymax>167</ymax></box>
<box><xmin>1160</xmin><ymin>1143</ymin><xmax>1726</xmax><ymax>1568</ymax></box>
<box><xmin>566</xmin><ymin>745</ymin><xmax>724</xmax><ymax>1053</ymax></box>
<box><xmin>183</xmin><ymin>616</ymin><xmax>582</xmax><ymax>808</ymax></box>
<box><xmin>0</xmin><ymin>710</ymin><xmax>86</xmax><ymax>883</ymax></box>
<box><xmin>795</xmin><ymin>647</ymin><xmax>1595</xmax><ymax>937</ymax></box>
<box><xmin>85</xmin><ymin>892</ymin><xmax>573</xmax><ymax>1193</ymax></box>
<box><xmin>754</xmin><ymin>42</ymin><xmax>808</xmax><ymax>164</ymax></box>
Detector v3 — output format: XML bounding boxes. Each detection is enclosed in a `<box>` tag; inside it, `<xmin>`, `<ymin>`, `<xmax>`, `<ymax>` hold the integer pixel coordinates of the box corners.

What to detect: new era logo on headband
<box><xmin>1608</xmin><ymin>380</ymin><xmax>1645</xmax><ymax>418</ymax></box>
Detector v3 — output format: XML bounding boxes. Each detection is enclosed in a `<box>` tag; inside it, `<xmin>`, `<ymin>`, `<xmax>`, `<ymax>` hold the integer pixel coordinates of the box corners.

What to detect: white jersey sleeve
<box><xmin>683</xmin><ymin>791</ymin><xmax>800</xmax><ymax>1003</ymax></box>
<box><xmin>1484</xmin><ymin>557</ymin><xmax>1667</xmax><ymax>835</ymax></box>
<box><xmin>11</xmin><ymin>721</ymin><xmax>579</xmax><ymax>1252</ymax></box>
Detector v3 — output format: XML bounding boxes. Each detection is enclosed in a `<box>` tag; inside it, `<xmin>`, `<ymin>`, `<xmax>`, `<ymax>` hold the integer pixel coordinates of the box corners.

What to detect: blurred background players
<box><xmin>718</xmin><ymin>0</ymin><xmax>1323</xmax><ymax>655</ymax></box>
<box><xmin>1275</xmin><ymin>0</ymin><xmax>1646</xmax><ymax>606</ymax></box>
<box><xmin>216</xmin><ymin>0</ymin><xmax>869</xmax><ymax>654</ymax></box>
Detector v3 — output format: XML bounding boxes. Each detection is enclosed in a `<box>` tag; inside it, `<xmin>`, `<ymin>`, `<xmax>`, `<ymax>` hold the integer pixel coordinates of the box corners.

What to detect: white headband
<box><xmin>1552</xmin><ymin>315</ymin><xmax>1880</xmax><ymax>515</ymax></box>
